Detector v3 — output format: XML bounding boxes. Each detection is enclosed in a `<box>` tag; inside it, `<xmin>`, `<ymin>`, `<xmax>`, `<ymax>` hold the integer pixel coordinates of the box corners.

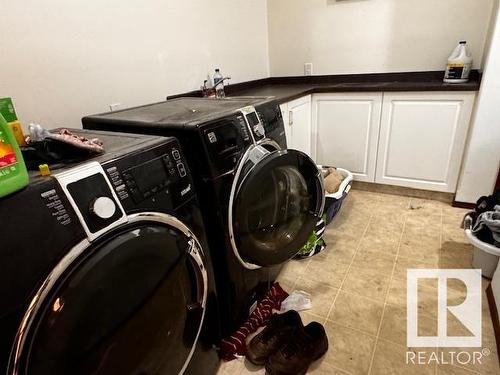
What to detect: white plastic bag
<box><xmin>28</xmin><ymin>123</ymin><xmax>52</xmax><ymax>142</ymax></box>
<box><xmin>280</xmin><ymin>290</ymin><xmax>312</xmax><ymax>313</ymax></box>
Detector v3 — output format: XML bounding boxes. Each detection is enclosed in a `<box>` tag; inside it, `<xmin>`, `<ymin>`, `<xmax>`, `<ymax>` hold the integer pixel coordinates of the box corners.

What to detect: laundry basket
<box><xmin>464</xmin><ymin>214</ymin><xmax>500</xmax><ymax>278</ymax></box>
<box><xmin>318</xmin><ymin>166</ymin><xmax>353</xmax><ymax>225</ymax></box>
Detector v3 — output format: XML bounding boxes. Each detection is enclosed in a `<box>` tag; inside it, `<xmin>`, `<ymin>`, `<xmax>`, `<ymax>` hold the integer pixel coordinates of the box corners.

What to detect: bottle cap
<box><xmin>460</xmin><ymin>41</ymin><xmax>467</xmax><ymax>44</ymax></box>
<box><xmin>39</xmin><ymin>164</ymin><xmax>51</xmax><ymax>176</ymax></box>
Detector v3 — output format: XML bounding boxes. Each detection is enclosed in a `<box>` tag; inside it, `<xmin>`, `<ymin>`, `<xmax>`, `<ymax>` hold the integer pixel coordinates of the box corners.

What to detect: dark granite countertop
<box><xmin>168</xmin><ymin>71</ymin><xmax>481</xmax><ymax>105</ymax></box>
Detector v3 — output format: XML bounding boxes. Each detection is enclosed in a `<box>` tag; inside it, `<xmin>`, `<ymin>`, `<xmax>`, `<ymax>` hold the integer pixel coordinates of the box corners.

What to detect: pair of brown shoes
<box><xmin>246</xmin><ymin>310</ymin><xmax>328</xmax><ymax>375</ymax></box>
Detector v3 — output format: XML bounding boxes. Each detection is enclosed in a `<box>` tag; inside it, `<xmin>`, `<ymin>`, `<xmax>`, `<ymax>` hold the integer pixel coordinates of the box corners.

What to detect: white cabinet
<box><xmin>375</xmin><ymin>92</ymin><xmax>475</xmax><ymax>192</ymax></box>
<box><xmin>282</xmin><ymin>91</ymin><xmax>475</xmax><ymax>193</ymax></box>
<box><xmin>312</xmin><ymin>93</ymin><xmax>382</xmax><ymax>182</ymax></box>
<box><xmin>280</xmin><ymin>95</ymin><xmax>312</xmax><ymax>157</ymax></box>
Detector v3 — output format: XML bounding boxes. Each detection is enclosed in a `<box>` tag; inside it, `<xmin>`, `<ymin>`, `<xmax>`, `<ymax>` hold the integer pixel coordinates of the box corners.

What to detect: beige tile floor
<box><xmin>218</xmin><ymin>189</ymin><xmax>500</xmax><ymax>375</ymax></box>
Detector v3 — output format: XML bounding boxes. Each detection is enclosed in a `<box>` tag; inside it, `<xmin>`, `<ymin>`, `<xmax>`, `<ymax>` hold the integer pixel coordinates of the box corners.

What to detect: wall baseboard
<box><xmin>452</xmin><ymin>200</ymin><xmax>475</xmax><ymax>209</ymax></box>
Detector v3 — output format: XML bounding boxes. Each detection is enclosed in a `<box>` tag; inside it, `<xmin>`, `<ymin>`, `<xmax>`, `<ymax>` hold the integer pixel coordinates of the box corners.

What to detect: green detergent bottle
<box><xmin>0</xmin><ymin>113</ymin><xmax>29</xmax><ymax>197</ymax></box>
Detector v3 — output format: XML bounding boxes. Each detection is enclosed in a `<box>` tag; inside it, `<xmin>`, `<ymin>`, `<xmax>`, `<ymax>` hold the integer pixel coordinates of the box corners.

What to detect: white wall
<box><xmin>267</xmin><ymin>0</ymin><xmax>495</xmax><ymax>76</ymax></box>
<box><xmin>0</xmin><ymin>0</ymin><xmax>269</xmax><ymax>129</ymax></box>
<box><xmin>456</xmin><ymin>1</ymin><xmax>500</xmax><ymax>203</ymax></box>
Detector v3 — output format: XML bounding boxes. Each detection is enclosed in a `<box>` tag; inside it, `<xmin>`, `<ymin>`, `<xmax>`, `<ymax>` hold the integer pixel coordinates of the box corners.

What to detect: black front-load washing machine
<box><xmin>0</xmin><ymin>130</ymin><xmax>219</xmax><ymax>375</ymax></box>
<box><xmin>83</xmin><ymin>99</ymin><xmax>325</xmax><ymax>337</ymax></box>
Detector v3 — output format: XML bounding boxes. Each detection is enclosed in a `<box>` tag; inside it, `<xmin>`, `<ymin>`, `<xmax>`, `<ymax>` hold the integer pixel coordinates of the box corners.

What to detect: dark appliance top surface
<box><xmin>27</xmin><ymin>129</ymin><xmax>169</xmax><ymax>181</ymax></box>
<box><xmin>83</xmin><ymin>97</ymin><xmax>269</xmax><ymax>127</ymax></box>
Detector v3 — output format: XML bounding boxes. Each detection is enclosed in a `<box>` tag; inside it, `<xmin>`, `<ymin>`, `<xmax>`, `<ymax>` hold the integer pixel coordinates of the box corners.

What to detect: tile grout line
<box><xmin>435</xmin><ymin>205</ymin><xmax>444</xmax><ymax>375</ymax></box>
<box><xmin>366</xmin><ymin>197</ymin><xmax>410</xmax><ymax>375</ymax></box>
<box><xmin>290</xmin><ymin>258</ymin><xmax>311</xmax><ymax>290</ymax></box>
<box><xmin>323</xmin><ymin>319</ymin><xmax>379</xmax><ymax>339</ymax></box>
<box><xmin>326</xmin><ymin>286</ymin><xmax>392</xmax><ymax>306</ymax></box>
<box><xmin>324</xmin><ymin>198</ymin><xmax>378</xmax><ymax>323</ymax></box>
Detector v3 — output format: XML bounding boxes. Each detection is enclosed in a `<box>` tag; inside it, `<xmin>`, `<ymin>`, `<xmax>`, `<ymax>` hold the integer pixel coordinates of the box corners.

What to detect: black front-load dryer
<box><xmin>83</xmin><ymin>99</ymin><xmax>325</xmax><ymax>336</ymax></box>
<box><xmin>0</xmin><ymin>130</ymin><xmax>219</xmax><ymax>375</ymax></box>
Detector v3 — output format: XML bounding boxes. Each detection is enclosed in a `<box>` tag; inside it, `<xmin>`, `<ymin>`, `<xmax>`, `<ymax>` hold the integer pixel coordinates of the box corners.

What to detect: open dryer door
<box><xmin>9</xmin><ymin>213</ymin><xmax>207</xmax><ymax>375</ymax></box>
<box><xmin>228</xmin><ymin>145</ymin><xmax>324</xmax><ymax>269</ymax></box>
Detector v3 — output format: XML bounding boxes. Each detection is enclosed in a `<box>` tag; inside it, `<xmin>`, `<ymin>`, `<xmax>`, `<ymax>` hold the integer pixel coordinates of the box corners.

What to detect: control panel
<box><xmin>236</xmin><ymin>115</ymin><xmax>251</xmax><ymax>142</ymax></box>
<box><xmin>103</xmin><ymin>138</ymin><xmax>193</xmax><ymax>209</ymax></box>
<box><xmin>204</xmin><ymin>118</ymin><xmax>249</xmax><ymax>177</ymax></box>
<box><xmin>54</xmin><ymin>138</ymin><xmax>193</xmax><ymax>240</ymax></box>
<box><xmin>55</xmin><ymin>162</ymin><xmax>127</xmax><ymax>241</ymax></box>
<box><xmin>257</xmin><ymin>105</ymin><xmax>282</xmax><ymax>134</ymax></box>
<box><xmin>239</xmin><ymin>106</ymin><xmax>265</xmax><ymax>142</ymax></box>
<box><xmin>255</xmin><ymin>102</ymin><xmax>287</xmax><ymax>149</ymax></box>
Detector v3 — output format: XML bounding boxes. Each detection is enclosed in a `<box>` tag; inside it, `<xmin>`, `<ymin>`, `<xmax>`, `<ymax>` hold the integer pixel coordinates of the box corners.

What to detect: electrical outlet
<box><xmin>109</xmin><ymin>103</ymin><xmax>121</xmax><ymax>112</ymax></box>
<box><xmin>304</xmin><ymin>63</ymin><xmax>313</xmax><ymax>76</ymax></box>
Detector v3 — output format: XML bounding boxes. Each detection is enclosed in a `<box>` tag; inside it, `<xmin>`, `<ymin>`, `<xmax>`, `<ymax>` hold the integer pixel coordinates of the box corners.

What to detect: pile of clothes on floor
<box><xmin>469</xmin><ymin>191</ymin><xmax>500</xmax><ymax>247</ymax></box>
<box><xmin>220</xmin><ymin>283</ymin><xmax>328</xmax><ymax>375</ymax></box>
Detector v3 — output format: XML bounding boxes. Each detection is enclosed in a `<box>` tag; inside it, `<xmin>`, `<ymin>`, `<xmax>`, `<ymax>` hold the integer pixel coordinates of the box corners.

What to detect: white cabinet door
<box><xmin>283</xmin><ymin>95</ymin><xmax>312</xmax><ymax>157</ymax></box>
<box><xmin>312</xmin><ymin>93</ymin><xmax>383</xmax><ymax>182</ymax></box>
<box><xmin>376</xmin><ymin>92</ymin><xmax>475</xmax><ymax>192</ymax></box>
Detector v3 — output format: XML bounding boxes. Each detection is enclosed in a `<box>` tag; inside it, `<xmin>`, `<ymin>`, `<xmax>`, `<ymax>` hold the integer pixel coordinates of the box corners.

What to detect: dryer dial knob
<box><xmin>91</xmin><ymin>197</ymin><xmax>116</xmax><ymax>219</ymax></box>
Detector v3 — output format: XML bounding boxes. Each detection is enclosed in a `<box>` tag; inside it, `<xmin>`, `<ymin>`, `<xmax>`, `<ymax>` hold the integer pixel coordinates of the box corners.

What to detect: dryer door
<box><xmin>9</xmin><ymin>214</ymin><xmax>208</xmax><ymax>375</ymax></box>
<box><xmin>228</xmin><ymin>145</ymin><xmax>324</xmax><ymax>269</ymax></box>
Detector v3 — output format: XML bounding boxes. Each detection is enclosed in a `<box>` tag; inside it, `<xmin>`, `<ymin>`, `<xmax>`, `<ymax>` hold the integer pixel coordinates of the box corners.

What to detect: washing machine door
<box><xmin>9</xmin><ymin>213</ymin><xmax>208</xmax><ymax>375</ymax></box>
<box><xmin>228</xmin><ymin>144</ymin><xmax>324</xmax><ymax>269</ymax></box>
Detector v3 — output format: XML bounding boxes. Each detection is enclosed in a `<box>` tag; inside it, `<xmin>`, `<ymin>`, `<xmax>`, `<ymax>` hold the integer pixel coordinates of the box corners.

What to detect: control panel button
<box><xmin>177</xmin><ymin>163</ymin><xmax>187</xmax><ymax>177</ymax></box>
<box><xmin>253</xmin><ymin>123</ymin><xmax>265</xmax><ymax>138</ymax></box>
<box><xmin>91</xmin><ymin>197</ymin><xmax>117</xmax><ymax>219</ymax></box>
<box><xmin>162</xmin><ymin>155</ymin><xmax>174</xmax><ymax>169</ymax></box>
<box><xmin>125</xmin><ymin>179</ymin><xmax>136</xmax><ymax>187</ymax></box>
<box><xmin>207</xmin><ymin>132</ymin><xmax>217</xmax><ymax>143</ymax></box>
<box><xmin>172</xmin><ymin>149</ymin><xmax>181</xmax><ymax>160</ymax></box>
<box><xmin>118</xmin><ymin>192</ymin><xmax>129</xmax><ymax>201</ymax></box>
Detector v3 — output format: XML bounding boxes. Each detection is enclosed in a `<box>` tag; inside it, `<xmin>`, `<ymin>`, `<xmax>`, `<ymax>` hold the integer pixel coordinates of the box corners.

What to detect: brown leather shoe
<box><xmin>265</xmin><ymin>322</ymin><xmax>329</xmax><ymax>375</ymax></box>
<box><xmin>246</xmin><ymin>311</ymin><xmax>303</xmax><ymax>366</ymax></box>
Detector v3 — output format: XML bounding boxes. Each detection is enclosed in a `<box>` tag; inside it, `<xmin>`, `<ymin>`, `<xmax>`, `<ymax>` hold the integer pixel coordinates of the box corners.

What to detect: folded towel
<box><xmin>28</xmin><ymin>124</ymin><xmax>104</xmax><ymax>153</ymax></box>
<box><xmin>324</xmin><ymin>167</ymin><xmax>344</xmax><ymax>194</ymax></box>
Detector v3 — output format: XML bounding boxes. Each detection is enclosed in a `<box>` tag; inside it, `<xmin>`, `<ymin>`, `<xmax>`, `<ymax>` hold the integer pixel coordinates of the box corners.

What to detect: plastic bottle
<box><xmin>444</xmin><ymin>41</ymin><xmax>473</xmax><ymax>83</ymax></box>
<box><xmin>213</xmin><ymin>68</ymin><xmax>225</xmax><ymax>98</ymax></box>
<box><xmin>0</xmin><ymin>113</ymin><xmax>29</xmax><ymax>198</ymax></box>
<box><xmin>206</xmin><ymin>73</ymin><xmax>214</xmax><ymax>89</ymax></box>
<box><xmin>204</xmin><ymin>73</ymin><xmax>215</xmax><ymax>98</ymax></box>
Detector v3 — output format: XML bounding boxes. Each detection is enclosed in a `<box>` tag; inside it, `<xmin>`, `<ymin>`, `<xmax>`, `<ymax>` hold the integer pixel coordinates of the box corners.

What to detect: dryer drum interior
<box><xmin>229</xmin><ymin>146</ymin><xmax>324</xmax><ymax>269</ymax></box>
<box><xmin>9</xmin><ymin>215</ymin><xmax>207</xmax><ymax>375</ymax></box>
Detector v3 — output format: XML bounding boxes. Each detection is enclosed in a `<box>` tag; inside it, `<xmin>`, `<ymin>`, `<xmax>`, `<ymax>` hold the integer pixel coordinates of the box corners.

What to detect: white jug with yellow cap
<box><xmin>444</xmin><ymin>41</ymin><xmax>473</xmax><ymax>83</ymax></box>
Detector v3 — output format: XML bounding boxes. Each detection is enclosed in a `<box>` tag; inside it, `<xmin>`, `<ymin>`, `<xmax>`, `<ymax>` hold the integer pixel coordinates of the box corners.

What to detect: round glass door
<box><xmin>230</xmin><ymin>148</ymin><xmax>323</xmax><ymax>268</ymax></box>
<box><xmin>10</xmin><ymin>216</ymin><xmax>207</xmax><ymax>375</ymax></box>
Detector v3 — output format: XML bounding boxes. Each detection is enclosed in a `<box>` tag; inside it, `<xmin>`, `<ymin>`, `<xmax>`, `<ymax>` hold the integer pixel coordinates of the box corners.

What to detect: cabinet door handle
<box><xmin>289</xmin><ymin>110</ymin><xmax>293</xmax><ymax>126</ymax></box>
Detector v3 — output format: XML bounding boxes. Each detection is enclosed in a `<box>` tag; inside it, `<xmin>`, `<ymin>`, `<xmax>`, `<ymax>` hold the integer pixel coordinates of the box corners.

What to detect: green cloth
<box><xmin>295</xmin><ymin>215</ymin><xmax>327</xmax><ymax>258</ymax></box>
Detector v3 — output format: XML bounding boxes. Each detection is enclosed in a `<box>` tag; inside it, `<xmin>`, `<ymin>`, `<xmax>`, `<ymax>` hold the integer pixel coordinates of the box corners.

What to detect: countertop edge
<box><xmin>167</xmin><ymin>70</ymin><xmax>481</xmax><ymax>105</ymax></box>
